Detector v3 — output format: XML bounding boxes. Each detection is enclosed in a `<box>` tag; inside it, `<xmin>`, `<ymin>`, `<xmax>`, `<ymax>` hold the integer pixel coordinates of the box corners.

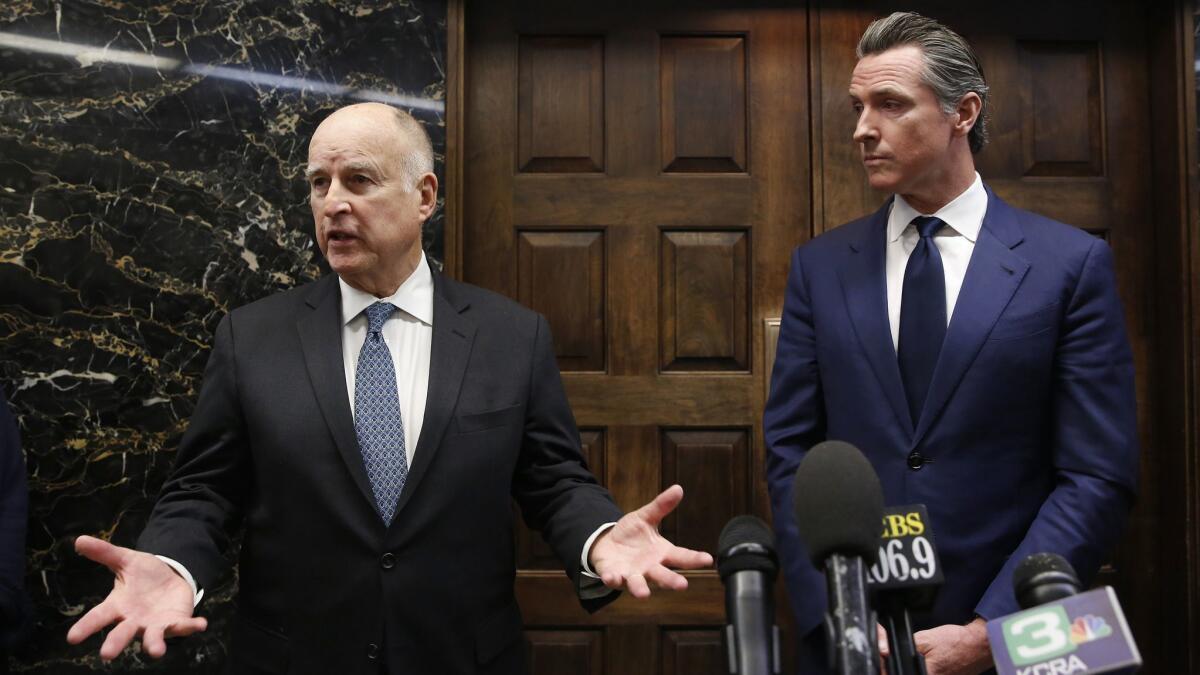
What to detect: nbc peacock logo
<box><xmin>1068</xmin><ymin>615</ymin><xmax>1112</xmax><ymax>644</ymax></box>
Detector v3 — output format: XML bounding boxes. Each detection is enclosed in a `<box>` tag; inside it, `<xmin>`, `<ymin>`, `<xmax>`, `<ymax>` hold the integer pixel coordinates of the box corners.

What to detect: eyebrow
<box><xmin>303</xmin><ymin>159</ymin><xmax>379</xmax><ymax>179</ymax></box>
<box><xmin>852</xmin><ymin>85</ymin><xmax>909</xmax><ymax>100</ymax></box>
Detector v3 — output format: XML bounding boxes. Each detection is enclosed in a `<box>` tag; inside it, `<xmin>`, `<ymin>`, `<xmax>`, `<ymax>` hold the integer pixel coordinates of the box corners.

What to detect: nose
<box><xmin>852</xmin><ymin>108</ymin><xmax>878</xmax><ymax>145</ymax></box>
<box><xmin>322</xmin><ymin>179</ymin><xmax>352</xmax><ymax>218</ymax></box>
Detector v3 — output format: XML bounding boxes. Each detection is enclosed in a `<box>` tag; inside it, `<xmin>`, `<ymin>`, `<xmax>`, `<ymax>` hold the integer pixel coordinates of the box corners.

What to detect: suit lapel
<box><xmin>296</xmin><ymin>275</ymin><xmax>379</xmax><ymax>512</ymax></box>
<box><xmin>838</xmin><ymin>200</ymin><xmax>915</xmax><ymax>438</ymax></box>
<box><xmin>912</xmin><ymin>188</ymin><xmax>1029</xmax><ymax>446</ymax></box>
<box><xmin>390</xmin><ymin>272</ymin><xmax>476</xmax><ymax>522</ymax></box>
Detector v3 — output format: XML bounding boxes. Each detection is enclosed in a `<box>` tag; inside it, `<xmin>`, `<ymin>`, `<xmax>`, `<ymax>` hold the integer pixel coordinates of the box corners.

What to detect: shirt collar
<box><xmin>887</xmin><ymin>172</ymin><xmax>986</xmax><ymax>243</ymax></box>
<box><xmin>338</xmin><ymin>251</ymin><xmax>434</xmax><ymax>327</ymax></box>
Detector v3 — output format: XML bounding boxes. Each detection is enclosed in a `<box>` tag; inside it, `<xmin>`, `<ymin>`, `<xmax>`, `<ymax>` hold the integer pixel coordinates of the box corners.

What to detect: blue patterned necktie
<box><xmin>354</xmin><ymin>301</ymin><xmax>408</xmax><ymax>525</ymax></box>
<box><xmin>898</xmin><ymin>216</ymin><xmax>948</xmax><ymax>426</ymax></box>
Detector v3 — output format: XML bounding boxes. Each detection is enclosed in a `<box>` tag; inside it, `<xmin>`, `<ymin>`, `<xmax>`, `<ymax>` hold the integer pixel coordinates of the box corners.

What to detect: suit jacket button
<box><xmin>381</xmin><ymin>552</ymin><xmax>396</xmax><ymax>569</ymax></box>
<box><xmin>366</xmin><ymin>642</ymin><xmax>379</xmax><ymax>660</ymax></box>
<box><xmin>907</xmin><ymin>452</ymin><xmax>925</xmax><ymax>470</ymax></box>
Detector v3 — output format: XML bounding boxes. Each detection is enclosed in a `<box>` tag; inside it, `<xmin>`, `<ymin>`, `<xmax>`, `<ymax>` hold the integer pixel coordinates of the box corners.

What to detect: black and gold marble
<box><xmin>0</xmin><ymin>1</ymin><xmax>446</xmax><ymax>671</ymax></box>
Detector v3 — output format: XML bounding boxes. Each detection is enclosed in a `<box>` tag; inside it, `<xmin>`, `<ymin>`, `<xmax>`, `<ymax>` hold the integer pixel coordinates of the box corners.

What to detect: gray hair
<box><xmin>857</xmin><ymin>12</ymin><xmax>989</xmax><ymax>153</ymax></box>
<box><xmin>389</xmin><ymin>107</ymin><xmax>435</xmax><ymax>190</ymax></box>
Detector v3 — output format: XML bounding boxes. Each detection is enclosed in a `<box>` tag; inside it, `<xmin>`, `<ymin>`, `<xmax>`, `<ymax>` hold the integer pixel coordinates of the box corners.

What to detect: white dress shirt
<box><xmin>885</xmin><ymin>173</ymin><xmax>987</xmax><ymax>351</ymax></box>
<box><xmin>162</xmin><ymin>252</ymin><xmax>611</xmax><ymax>603</ymax></box>
<box><xmin>339</xmin><ymin>253</ymin><xmax>433</xmax><ymax>467</ymax></box>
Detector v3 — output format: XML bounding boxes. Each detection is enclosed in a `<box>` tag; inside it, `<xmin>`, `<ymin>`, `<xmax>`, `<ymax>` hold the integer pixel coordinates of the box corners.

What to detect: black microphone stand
<box><xmin>876</xmin><ymin>592</ymin><xmax>927</xmax><ymax>675</ymax></box>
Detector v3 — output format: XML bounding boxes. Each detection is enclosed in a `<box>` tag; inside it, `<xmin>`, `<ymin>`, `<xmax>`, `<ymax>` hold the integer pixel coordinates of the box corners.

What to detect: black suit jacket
<box><xmin>138</xmin><ymin>269</ymin><xmax>622</xmax><ymax>674</ymax></box>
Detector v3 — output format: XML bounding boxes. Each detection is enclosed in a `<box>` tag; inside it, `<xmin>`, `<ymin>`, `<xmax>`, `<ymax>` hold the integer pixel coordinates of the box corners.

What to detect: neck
<box><xmin>900</xmin><ymin>149</ymin><xmax>976</xmax><ymax>214</ymax></box>
<box><xmin>343</xmin><ymin>251</ymin><xmax>422</xmax><ymax>298</ymax></box>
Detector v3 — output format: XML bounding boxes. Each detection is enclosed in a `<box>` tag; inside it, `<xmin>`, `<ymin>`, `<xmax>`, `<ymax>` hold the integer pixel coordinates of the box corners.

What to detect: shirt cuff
<box><xmin>155</xmin><ymin>555</ymin><xmax>204</xmax><ymax>607</ymax></box>
<box><xmin>579</xmin><ymin>522</ymin><xmax>617</xmax><ymax>578</ymax></box>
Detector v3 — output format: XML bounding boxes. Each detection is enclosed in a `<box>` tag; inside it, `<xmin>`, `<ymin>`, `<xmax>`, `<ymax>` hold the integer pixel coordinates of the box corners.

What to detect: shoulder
<box><xmin>989</xmin><ymin>194</ymin><xmax>1105</xmax><ymax>272</ymax></box>
<box><xmin>793</xmin><ymin>204</ymin><xmax>888</xmax><ymax>265</ymax></box>
<box><xmin>437</xmin><ymin>274</ymin><xmax>543</xmax><ymax>332</ymax></box>
<box><xmin>1004</xmin><ymin>202</ymin><xmax>1097</xmax><ymax>251</ymax></box>
<box><xmin>226</xmin><ymin>276</ymin><xmax>329</xmax><ymax>324</ymax></box>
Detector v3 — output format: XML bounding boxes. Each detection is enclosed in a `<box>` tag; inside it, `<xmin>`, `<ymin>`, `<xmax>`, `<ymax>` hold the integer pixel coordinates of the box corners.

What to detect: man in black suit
<box><xmin>67</xmin><ymin>102</ymin><xmax>712</xmax><ymax>674</ymax></box>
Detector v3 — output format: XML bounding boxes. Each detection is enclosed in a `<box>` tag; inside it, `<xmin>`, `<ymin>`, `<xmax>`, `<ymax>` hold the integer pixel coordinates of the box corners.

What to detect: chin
<box><xmin>866</xmin><ymin>174</ymin><xmax>900</xmax><ymax>193</ymax></box>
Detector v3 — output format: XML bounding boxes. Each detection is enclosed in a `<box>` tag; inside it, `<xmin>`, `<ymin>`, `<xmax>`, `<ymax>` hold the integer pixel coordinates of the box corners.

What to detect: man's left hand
<box><xmin>588</xmin><ymin>484</ymin><xmax>714</xmax><ymax>598</ymax></box>
<box><xmin>913</xmin><ymin>617</ymin><xmax>993</xmax><ymax>675</ymax></box>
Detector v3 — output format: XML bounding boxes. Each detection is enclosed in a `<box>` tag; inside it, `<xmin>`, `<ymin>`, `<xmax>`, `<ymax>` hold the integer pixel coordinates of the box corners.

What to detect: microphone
<box><xmin>986</xmin><ymin>553</ymin><xmax>1141</xmax><ymax>674</ymax></box>
<box><xmin>717</xmin><ymin>515</ymin><xmax>781</xmax><ymax>675</ymax></box>
<box><xmin>867</xmin><ymin>504</ymin><xmax>944</xmax><ymax>675</ymax></box>
<box><xmin>1013</xmin><ymin>552</ymin><xmax>1081</xmax><ymax>609</ymax></box>
<box><xmin>792</xmin><ymin>440</ymin><xmax>883</xmax><ymax>675</ymax></box>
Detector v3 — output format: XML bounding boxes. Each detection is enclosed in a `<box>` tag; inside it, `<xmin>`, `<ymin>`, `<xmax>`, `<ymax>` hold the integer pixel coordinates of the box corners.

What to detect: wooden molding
<box><xmin>444</xmin><ymin>0</ymin><xmax>466</xmax><ymax>279</ymax></box>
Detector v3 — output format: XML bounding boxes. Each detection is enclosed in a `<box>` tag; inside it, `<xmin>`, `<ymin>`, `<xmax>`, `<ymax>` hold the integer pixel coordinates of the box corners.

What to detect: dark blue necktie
<box><xmin>354</xmin><ymin>301</ymin><xmax>408</xmax><ymax>525</ymax></box>
<box><xmin>898</xmin><ymin>216</ymin><xmax>948</xmax><ymax>426</ymax></box>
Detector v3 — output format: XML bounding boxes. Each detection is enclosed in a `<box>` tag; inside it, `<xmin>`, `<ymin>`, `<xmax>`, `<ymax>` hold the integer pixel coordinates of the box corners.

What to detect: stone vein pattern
<box><xmin>0</xmin><ymin>1</ymin><xmax>447</xmax><ymax>671</ymax></box>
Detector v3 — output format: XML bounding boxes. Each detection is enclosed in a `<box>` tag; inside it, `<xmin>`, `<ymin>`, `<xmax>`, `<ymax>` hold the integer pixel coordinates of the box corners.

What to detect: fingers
<box><xmin>912</xmin><ymin>628</ymin><xmax>934</xmax><ymax>655</ymax></box>
<box><xmin>877</xmin><ymin>623</ymin><xmax>890</xmax><ymax>657</ymax></box>
<box><xmin>663</xmin><ymin>545</ymin><xmax>713</xmax><ymax>570</ymax></box>
<box><xmin>142</xmin><ymin>623</ymin><xmax>167</xmax><ymax>659</ymax></box>
<box><xmin>164</xmin><ymin>616</ymin><xmax>208</xmax><ymax>638</ymax></box>
<box><xmin>141</xmin><ymin>617</ymin><xmax>206</xmax><ymax>659</ymax></box>
<box><xmin>633</xmin><ymin>484</ymin><xmax>685</xmax><ymax>527</ymax></box>
<box><xmin>645</xmin><ymin>565</ymin><xmax>688</xmax><ymax>592</ymax></box>
<box><xmin>74</xmin><ymin>535</ymin><xmax>129</xmax><ymax>572</ymax></box>
<box><xmin>625</xmin><ymin>573</ymin><xmax>651</xmax><ymax>599</ymax></box>
<box><xmin>99</xmin><ymin>619</ymin><xmax>139</xmax><ymax>661</ymax></box>
<box><xmin>66</xmin><ymin>602</ymin><xmax>119</xmax><ymax>645</ymax></box>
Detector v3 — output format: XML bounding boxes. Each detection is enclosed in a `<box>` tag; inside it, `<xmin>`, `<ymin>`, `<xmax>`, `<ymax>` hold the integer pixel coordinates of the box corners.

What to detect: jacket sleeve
<box><xmin>974</xmin><ymin>237</ymin><xmax>1139</xmax><ymax>619</ymax></box>
<box><xmin>764</xmin><ymin>247</ymin><xmax>830</xmax><ymax>636</ymax></box>
<box><xmin>510</xmin><ymin>314</ymin><xmax>623</xmax><ymax>612</ymax></box>
<box><xmin>136</xmin><ymin>314</ymin><xmax>252</xmax><ymax>594</ymax></box>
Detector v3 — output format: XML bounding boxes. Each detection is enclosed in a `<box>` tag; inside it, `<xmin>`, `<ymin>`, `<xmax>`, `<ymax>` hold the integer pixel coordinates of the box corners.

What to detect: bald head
<box><xmin>308</xmin><ymin>102</ymin><xmax>434</xmax><ymax>191</ymax></box>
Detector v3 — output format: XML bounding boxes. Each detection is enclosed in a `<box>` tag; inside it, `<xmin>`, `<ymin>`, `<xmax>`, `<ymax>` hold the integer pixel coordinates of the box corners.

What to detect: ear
<box><xmin>416</xmin><ymin>173</ymin><xmax>439</xmax><ymax>220</ymax></box>
<box><xmin>953</xmin><ymin>92</ymin><xmax>982</xmax><ymax>138</ymax></box>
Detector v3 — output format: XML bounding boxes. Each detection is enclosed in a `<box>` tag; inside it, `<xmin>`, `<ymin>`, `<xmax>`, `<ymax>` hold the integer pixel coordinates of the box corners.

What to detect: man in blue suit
<box><xmin>765</xmin><ymin>12</ymin><xmax>1138</xmax><ymax>675</ymax></box>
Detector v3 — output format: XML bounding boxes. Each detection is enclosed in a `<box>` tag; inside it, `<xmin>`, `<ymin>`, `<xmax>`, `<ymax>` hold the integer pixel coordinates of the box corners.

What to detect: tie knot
<box><xmin>364</xmin><ymin>301</ymin><xmax>396</xmax><ymax>335</ymax></box>
<box><xmin>911</xmin><ymin>216</ymin><xmax>945</xmax><ymax>240</ymax></box>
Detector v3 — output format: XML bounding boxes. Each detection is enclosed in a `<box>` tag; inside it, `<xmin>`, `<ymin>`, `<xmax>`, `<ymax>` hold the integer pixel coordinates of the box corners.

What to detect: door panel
<box><xmin>466</xmin><ymin>2</ymin><xmax>808</xmax><ymax>672</ymax></box>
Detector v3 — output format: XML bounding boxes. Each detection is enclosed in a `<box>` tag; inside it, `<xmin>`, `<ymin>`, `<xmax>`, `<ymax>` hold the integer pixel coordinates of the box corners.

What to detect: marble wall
<box><xmin>0</xmin><ymin>1</ymin><xmax>446</xmax><ymax>671</ymax></box>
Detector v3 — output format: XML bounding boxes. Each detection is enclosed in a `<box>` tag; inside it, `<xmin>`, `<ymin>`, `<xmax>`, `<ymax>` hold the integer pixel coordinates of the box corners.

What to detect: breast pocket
<box><xmin>987</xmin><ymin>301</ymin><xmax>1061</xmax><ymax>342</ymax></box>
<box><xmin>453</xmin><ymin>403</ymin><xmax>523</xmax><ymax>434</ymax></box>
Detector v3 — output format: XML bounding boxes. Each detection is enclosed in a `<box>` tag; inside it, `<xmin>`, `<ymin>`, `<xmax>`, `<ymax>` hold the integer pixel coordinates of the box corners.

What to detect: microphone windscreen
<box><xmin>791</xmin><ymin>440</ymin><xmax>883</xmax><ymax>564</ymax></box>
<box><xmin>717</xmin><ymin>515</ymin><xmax>777</xmax><ymax>580</ymax></box>
<box><xmin>1013</xmin><ymin>552</ymin><xmax>1081</xmax><ymax>609</ymax></box>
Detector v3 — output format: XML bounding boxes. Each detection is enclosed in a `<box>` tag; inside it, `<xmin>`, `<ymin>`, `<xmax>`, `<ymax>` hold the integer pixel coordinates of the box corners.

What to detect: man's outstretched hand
<box><xmin>66</xmin><ymin>535</ymin><xmax>205</xmax><ymax>661</ymax></box>
<box><xmin>588</xmin><ymin>485</ymin><xmax>714</xmax><ymax>598</ymax></box>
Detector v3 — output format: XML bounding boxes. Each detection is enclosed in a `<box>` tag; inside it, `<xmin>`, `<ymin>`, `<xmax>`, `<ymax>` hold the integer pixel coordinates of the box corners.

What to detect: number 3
<box><xmin>1009</xmin><ymin>610</ymin><xmax>1068</xmax><ymax>660</ymax></box>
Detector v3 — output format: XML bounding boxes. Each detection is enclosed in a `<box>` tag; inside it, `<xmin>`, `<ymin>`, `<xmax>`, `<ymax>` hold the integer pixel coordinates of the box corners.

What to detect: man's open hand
<box><xmin>66</xmin><ymin>535</ymin><xmax>205</xmax><ymax>661</ymax></box>
<box><xmin>588</xmin><ymin>485</ymin><xmax>714</xmax><ymax>598</ymax></box>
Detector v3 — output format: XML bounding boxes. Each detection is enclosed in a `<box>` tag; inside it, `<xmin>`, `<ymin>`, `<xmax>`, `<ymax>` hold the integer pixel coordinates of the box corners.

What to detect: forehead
<box><xmin>849</xmin><ymin>45</ymin><xmax>928</xmax><ymax>97</ymax></box>
<box><xmin>307</xmin><ymin>111</ymin><xmax>402</xmax><ymax>166</ymax></box>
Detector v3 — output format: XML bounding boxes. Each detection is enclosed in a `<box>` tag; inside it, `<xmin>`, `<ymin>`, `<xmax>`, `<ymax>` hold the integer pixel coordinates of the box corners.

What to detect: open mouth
<box><xmin>328</xmin><ymin>232</ymin><xmax>356</xmax><ymax>242</ymax></box>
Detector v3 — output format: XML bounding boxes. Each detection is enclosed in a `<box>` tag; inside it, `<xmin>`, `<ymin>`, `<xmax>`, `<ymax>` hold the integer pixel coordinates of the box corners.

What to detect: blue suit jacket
<box><xmin>765</xmin><ymin>187</ymin><xmax>1138</xmax><ymax>650</ymax></box>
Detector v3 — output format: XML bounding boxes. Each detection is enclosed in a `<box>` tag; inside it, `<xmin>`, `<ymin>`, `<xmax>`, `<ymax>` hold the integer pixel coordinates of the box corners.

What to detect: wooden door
<box><xmin>463</xmin><ymin>0</ymin><xmax>1166</xmax><ymax>672</ymax></box>
<box><xmin>464</xmin><ymin>2</ymin><xmax>808</xmax><ymax>673</ymax></box>
<box><xmin>811</xmin><ymin>1</ymin><xmax>1163</xmax><ymax>670</ymax></box>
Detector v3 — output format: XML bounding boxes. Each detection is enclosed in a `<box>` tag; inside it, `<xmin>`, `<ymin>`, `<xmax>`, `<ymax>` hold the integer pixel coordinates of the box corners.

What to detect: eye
<box><xmin>882</xmin><ymin>99</ymin><xmax>902</xmax><ymax>111</ymax></box>
<box><xmin>310</xmin><ymin>176</ymin><xmax>328</xmax><ymax>190</ymax></box>
<box><xmin>851</xmin><ymin>101</ymin><xmax>864</xmax><ymax>114</ymax></box>
<box><xmin>352</xmin><ymin>174</ymin><xmax>373</xmax><ymax>185</ymax></box>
